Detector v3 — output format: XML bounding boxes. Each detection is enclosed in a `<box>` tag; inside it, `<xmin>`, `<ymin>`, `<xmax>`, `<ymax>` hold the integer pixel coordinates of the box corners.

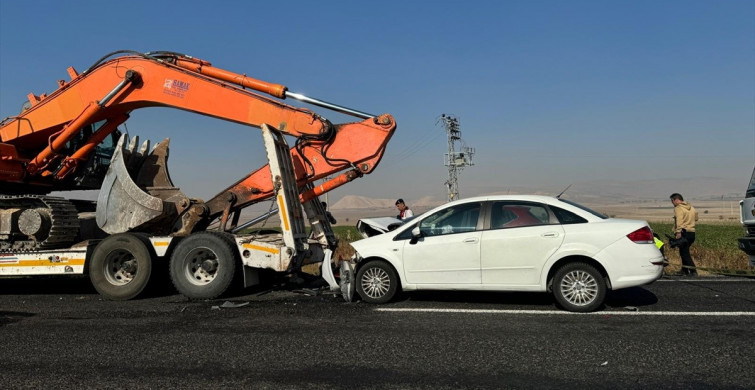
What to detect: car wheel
<box><xmin>89</xmin><ymin>233</ymin><xmax>152</xmax><ymax>301</ymax></box>
<box><xmin>356</xmin><ymin>261</ymin><xmax>398</xmax><ymax>304</ymax></box>
<box><xmin>553</xmin><ymin>262</ymin><xmax>606</xmax><ymax>312</ymax></box>
<box><xmin>170</xmin><ymin>231</ymin><xmax>238</xmax><ymax>300</ymax></box>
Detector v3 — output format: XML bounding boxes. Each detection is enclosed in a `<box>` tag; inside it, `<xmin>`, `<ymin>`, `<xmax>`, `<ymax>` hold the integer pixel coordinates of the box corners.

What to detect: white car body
<box><xmin>350</xmin><ymin>195</ymin><xmax>664</xmax><ymax>312</ymax></box>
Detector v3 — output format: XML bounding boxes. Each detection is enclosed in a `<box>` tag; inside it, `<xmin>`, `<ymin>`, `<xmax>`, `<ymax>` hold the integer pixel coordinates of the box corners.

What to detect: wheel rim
<box><xmin>103</xmin><ymin>250</ymin><xmax>138</xmax><ymax>286</ymax></box>
<box><xmin>181</xmin><ymin>247</ymin><xmax>219</xmax><ymax>286</ymax></box>
<box><xmin>559</xmin><ymin>270</ymin><xmax>598</xmax><ymax>306</ymax></box>
<box><xmin>360</xmin><ymin>267</ymin><xmax>390</xmax><ymax>299</ymax></box>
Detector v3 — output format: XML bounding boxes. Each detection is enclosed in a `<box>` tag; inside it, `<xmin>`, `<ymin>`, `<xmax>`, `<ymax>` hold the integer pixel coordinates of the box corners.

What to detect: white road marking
<box><xmin>376</xmin><ymin>308</ymin><xmax>755</xmax><ymax>316</ymax></box>
<box><xmin>656</xmin><ymin>278</ymin><xmax>754</xmax><ymax>282</ymax></box>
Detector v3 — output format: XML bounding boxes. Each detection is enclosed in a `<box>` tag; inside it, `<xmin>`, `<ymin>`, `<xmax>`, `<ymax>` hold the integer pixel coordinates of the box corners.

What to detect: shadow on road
<box><xmin>0</xmin><ymin>274</ymin><xmax>180</xmax><ymax>299</ymax></box>
<box><xmin>0</xmin><ymin>275</ymin><xmax>97</xmax><ymax>295</ymax></box>
<box><xmin>0</xmin><ymin>271</ymin><xmax>330</xmax><ymax>301</ymax></box>
<box><xmin>383</xmin><ymin>287</ymin><xmax>659</xmax><ymax>311</ymax></box>
<box><xmin>0</xmin><ymin>311</ymin><xmax>36</xmax><ymax>326</ymax></box>
<box><xmin>401</xmin><ymin>290</ymin><xmax>555</xmax><ymax>307</ymax></box>
<box><xmin>604</xmin><ymin>286</ymin><xmax>658</xmax><ymax>308</ymax></box>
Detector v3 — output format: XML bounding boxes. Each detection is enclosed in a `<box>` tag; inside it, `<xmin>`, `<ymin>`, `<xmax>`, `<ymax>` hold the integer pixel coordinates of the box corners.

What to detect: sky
<box><xmin>1</xmin><ymin>0</ymin><xmax>753</xmax><ymax>205</ymax></box>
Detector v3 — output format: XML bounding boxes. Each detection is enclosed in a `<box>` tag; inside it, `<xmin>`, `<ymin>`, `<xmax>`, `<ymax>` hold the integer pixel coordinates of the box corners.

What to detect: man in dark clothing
<box><xmin>322</xmin><ymin>202</ymin><xmax>337</xmax><ymax>225</ymax></box>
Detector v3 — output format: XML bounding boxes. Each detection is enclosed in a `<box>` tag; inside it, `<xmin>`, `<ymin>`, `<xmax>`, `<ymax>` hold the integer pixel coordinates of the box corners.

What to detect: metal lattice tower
<box><xmin>440</xmin><ymin>114</ymin><xmax>474</xmax><ymax>202</ymax></box>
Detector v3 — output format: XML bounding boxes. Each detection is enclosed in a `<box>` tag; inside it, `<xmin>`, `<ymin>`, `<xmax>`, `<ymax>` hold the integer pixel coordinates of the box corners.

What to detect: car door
<box><xmin>402</xmin><ymin>201</ymin><xmax>483</xmax><ymax>285</ymax></box>
<box><xmin>480</xmin><ymin>201</ymin><xmax>564</xmax><ymax>286</ymax></box>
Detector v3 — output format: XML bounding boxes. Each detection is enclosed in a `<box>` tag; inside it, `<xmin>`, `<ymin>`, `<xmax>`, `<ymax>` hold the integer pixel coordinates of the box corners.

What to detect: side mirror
<box><xmin>409</xmin><ymin>226</ymin><xmax>422</xmax><ymax>245</ymax></box>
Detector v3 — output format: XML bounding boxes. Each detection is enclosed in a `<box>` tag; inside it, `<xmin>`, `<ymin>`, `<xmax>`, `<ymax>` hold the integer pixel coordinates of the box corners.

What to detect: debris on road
<box><xmin>211</xmin><ymin>301</ymin><xmax>250</xmax><ymax>310</ymax></box>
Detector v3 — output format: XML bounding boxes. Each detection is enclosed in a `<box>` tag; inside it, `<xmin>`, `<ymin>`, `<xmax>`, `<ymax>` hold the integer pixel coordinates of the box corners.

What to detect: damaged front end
<box><xmin>320</xmin><ymin>250</ymin><xmax>356</xmax><ymax>302</ymax></box>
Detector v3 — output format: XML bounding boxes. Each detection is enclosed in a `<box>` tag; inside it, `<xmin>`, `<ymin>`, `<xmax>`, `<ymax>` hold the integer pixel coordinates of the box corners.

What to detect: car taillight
<box><xmin>627</xmin><ymin>226</ymin><xmax>654</xmax><ymax>244</ymax></box>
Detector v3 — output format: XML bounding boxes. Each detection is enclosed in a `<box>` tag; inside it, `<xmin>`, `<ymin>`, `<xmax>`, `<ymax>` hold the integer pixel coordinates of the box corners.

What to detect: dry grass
<box><xmin>649</xmin><ymin>222</ymin><xmax>751</xmax><ymax>275</ymax></box>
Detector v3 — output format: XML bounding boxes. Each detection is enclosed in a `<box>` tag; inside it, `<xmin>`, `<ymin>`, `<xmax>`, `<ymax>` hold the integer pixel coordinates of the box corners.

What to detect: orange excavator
<box><xmin>0</xmin><ymin>50</ymin><xmax>396</xmax><ymax>300</ymax></box>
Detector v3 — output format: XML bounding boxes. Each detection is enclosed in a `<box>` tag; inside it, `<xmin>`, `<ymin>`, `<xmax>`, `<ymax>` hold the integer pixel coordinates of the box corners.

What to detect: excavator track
<box><xmin>0</xmin><ymin>196</ymin><xmax>80</xmax><ymax>252</ymax></box>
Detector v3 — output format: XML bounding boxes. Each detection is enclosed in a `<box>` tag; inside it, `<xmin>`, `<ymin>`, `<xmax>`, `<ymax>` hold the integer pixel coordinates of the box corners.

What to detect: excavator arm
<box><xmin>1</xmin><ymin>51</ymin><xmax>342</xmax><ymax>178</ymax></box>
<box><xmin>202</xmin><ymin>115</ymin><xmax>394</xmax><ymax>228</ymax></box>
<box><xmin>0</xmin><ymin>51</ymin><xmax>396</xmax><ymax>238</ymax></box>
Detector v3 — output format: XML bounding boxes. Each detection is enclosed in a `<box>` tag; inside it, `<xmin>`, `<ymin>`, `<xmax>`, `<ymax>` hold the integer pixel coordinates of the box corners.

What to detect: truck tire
<box><xmin>89</xmin><ymin>233</ymin><xmax>153</xmax><ymax>300</ymax></box>
<box><xmin>170</xmin><ymin>231</ymin><xmax>238</xmax><ymax>300</ymax></box>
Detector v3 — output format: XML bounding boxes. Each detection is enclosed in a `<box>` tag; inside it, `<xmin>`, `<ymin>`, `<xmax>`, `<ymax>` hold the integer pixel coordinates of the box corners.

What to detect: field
<box><xmin>649</xmin><ymin>222</ymin><xmax>751</xmax><ymax>275</ymax></box>
<box><xmin>325</xmin><ymin>223</ymin><xmax>752</xmax><ymax>274</ymax></box>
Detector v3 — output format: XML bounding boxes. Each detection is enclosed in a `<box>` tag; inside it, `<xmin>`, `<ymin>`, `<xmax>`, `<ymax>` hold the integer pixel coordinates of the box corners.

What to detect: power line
<box><xmin>383</xmin><ymin>120</ymin><xmax>445</xmax><ymax>166</ymax></box>
<box><xmin>440</xmin><ymin>114</ymin><xmax>475</xmax><ymax>202</ymax></box>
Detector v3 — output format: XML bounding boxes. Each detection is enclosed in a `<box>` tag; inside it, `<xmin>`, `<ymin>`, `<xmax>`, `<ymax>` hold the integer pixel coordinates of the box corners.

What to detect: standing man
<box><xmin>395</xmin><ymin>198</ymin><xmax>414</xmax><ymax>220</ymax></box>
<box><xmin>670</xmin><ymin>193</ymin><xmax>698</xmax><ymax>276</ymax></box>
<box><xmin>321</xmin><ymin>202</ymin><xmax>337</xmax><ymax>225</ymax></box>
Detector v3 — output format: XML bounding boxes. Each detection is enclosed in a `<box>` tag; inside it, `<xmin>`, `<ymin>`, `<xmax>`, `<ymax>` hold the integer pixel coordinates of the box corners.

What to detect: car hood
<box><xmin>356</xmin><ymin>216</ymin><xmax>414</xmax><ymax>238</ymax></box>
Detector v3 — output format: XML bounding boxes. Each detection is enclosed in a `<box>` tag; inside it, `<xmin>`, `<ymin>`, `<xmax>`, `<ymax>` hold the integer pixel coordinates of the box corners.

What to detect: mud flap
<box><xmin>339</xmin><ymin>259</ymin><xmax>356</xmax><ymax>302</ymax></box>
<box><xmin>321</xmin><ymin>249</ymin><xmax>339</xmax><ymax>290</ymax></box>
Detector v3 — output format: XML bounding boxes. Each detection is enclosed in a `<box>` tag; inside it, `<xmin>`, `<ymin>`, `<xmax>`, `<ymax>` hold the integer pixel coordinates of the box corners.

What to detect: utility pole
<box><xmin>440</xmin><ymin>114</ymin><xmax>474</xmax><ymax>202</ymax></box>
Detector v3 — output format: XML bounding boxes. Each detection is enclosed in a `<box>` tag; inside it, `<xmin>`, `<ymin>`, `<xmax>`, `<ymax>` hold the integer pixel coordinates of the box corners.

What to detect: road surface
<box><xmin>1</xmin><ymin>275</ymin><xmax>753</xmax><ymax>389</ymax></box>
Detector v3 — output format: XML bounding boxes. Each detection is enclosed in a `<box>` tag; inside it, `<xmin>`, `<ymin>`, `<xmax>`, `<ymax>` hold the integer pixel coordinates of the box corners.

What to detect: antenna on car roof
<box><xmin>556</xmin><ymin>184</ymin><xmax>572</xmax><ymax>199</ymax></box>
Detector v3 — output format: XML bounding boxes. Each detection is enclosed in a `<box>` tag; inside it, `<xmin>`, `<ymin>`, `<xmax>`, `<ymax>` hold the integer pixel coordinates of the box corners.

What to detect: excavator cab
<box><xmin>64</xmin><ymin>123</ymin><xmax>120</xmax><ymax>189</ymax></box>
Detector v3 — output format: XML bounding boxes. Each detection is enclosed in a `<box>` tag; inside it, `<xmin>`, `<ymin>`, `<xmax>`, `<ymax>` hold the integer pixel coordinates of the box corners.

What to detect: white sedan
<box><xmin>349</xmin><ymin>195</ymin><xmax>664</xmax><ymax>312</ymax></box>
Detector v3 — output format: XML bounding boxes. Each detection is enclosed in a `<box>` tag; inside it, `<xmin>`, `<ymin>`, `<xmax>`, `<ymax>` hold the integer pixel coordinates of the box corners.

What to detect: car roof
<box><xmin>445</xmin><ymin>194</ymin><xmax>562</xmax><ymax>205</ymax></box>
<box><xmin>422</xmin><ymin>195</ymin><xmax>604</xmax><ymax>222</ymax></box>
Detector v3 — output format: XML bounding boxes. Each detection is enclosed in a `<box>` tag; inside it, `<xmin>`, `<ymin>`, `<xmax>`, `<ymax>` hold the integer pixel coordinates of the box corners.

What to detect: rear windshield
<box><xmin>558</xmin><ymin>199</ymin><xmax>608</xmax><ymax>219</ymax></box>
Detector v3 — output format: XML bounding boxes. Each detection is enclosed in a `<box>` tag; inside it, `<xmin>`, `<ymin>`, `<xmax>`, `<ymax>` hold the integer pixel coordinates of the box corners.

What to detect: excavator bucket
<box><xmin>96</xmin><ymin>134</ymin><xmax>188</xmax><ymax>235</ymax></box>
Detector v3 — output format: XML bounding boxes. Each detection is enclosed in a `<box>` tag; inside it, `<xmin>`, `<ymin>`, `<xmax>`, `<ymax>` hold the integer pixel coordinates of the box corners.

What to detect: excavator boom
<box><xmin>0</xmin><ymin>50</ymin><xmax>395</xmax><ymax>240</ymax></box>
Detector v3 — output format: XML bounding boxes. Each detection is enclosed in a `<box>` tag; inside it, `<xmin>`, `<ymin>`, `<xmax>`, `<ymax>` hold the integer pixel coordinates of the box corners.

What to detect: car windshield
<box><xmin>558</xmin><ymin>199</ymin><xmax>608</xmax><ymax>219</ymax></box>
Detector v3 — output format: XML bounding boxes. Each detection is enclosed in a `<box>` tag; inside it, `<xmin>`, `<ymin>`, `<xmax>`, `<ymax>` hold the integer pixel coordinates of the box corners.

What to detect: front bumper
<box><xmin>738</xmin><ymin>237</ymin><xmax>755</xmax><ymax>267</ymax></box>
<box><xmin>738</xmin><ymin>237</ymin><xmax>755</xmax><ymax>255</ymax></box>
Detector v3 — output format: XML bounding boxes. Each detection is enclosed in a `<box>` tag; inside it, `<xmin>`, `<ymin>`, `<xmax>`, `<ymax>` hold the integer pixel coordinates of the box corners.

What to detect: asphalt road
<box><xmin>1</xmin><ymin>275</ymin><xmax>754</xmax><ymax>389</ymax></box>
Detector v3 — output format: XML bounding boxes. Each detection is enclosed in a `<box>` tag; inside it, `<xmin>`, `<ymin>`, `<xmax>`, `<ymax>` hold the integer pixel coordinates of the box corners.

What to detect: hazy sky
<box><xmin>1</xmin><ymin>0</ymin><xmax>753</xmax><ymax>204</ymax></box>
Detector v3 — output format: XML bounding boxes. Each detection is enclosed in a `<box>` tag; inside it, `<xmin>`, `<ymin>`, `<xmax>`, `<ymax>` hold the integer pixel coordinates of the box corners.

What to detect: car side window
<box><xmin>419</xmin><ymin>202</ymin><xmax>481</xmax><ymax>237</ymax></box>
<box><xmin>394</xmin><ymin>222</ymin><xmax>418</xmax><ymax>240</ymax></box>
<box><xmin>550</xmin><ymin>206</ymin><xmax>588</xmax><ymax>224</ymax></box>
<box><xmin>489</xmin><ymin>202</ymin><xmax>550</xmax><ymax>229</ymax></box>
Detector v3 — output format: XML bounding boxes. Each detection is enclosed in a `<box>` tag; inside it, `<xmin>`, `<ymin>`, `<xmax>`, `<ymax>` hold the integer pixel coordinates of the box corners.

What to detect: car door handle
<box><xmin>541</xmin><ymin>232</ymin><xmax>559</xmax><ymax>238</ymax></box>
<box><xmin>463</xmin><ymin>237</ymin><xmax>479</xmax><ymax>244</ymax></box>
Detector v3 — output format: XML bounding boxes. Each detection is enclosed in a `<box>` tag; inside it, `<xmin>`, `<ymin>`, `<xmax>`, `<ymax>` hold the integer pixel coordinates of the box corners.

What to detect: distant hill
<box><xmin>558</xmin><ymin>177</ymin><xmax>742</xmax><ymax>203</ymax></box>
<box><xmin>331</xmin><ymin>196</ymin><xmax>397</xmax><ymax>210</ymax></box>
<box><xmin>331</xmin><ymin>177</ymin><xmax>744</xmax><ymax>210</ymax></box>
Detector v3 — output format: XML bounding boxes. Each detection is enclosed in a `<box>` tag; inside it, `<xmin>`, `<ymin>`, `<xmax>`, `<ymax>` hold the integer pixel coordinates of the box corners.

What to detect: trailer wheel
<box><xmin>90</xmin><ymin>233</ymin><xmax>152</xmax><ymax>300</ymax></box>
<box><xmin>170</xmin><ymin>231</ymin><xmax>238</xmax><ymax>300</ymax></box>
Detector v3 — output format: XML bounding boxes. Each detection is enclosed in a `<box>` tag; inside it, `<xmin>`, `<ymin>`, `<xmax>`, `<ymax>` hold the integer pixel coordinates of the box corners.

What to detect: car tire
<box><xmin>169</xmin><ymin>231</ymin><xmax>238</xmax><ymax>300</ymax></box>
<box><xmin>356</xmin><ymin>260</ymin><xmax>399</xmax><ymax>304</ymax></box>
<box><xmin>552</xmin><ymin>262</ymin><xmax>606</xmax><ymax>312</ymax></box>
<box><xmin>89</xmin><ymin>233</ymin><xmax>152</xmax><ymax>301</ymax></box>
